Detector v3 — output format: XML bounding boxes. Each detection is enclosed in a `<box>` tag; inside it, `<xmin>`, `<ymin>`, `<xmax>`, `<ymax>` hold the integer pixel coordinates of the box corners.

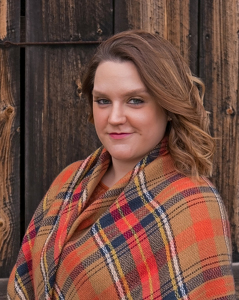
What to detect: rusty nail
<box><xmin>97</xmin><ymin>28</ymin><xmax>103</xmax><ymax>35</ymax></box>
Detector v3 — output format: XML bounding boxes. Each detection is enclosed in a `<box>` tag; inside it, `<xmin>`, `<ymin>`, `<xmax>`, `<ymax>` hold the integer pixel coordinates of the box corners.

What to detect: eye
<box><xmin>128</xmin><ymin>98</ymin><xmax>144</xmax><ymax>105</ymax></box>
<box><xmin>94</xmin><ymin>98</ymin><xmax>111</xmax><ymax>105</ymax></box>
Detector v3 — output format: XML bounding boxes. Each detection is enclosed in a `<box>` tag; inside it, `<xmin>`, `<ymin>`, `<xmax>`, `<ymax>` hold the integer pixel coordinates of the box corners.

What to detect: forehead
<box><xmin>93</xmin><ymin>60</ymin><xmax>146</xmax><ymax>93</ymax></box>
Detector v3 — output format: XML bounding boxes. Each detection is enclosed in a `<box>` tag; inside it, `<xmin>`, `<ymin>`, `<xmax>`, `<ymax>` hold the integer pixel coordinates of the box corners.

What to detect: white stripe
<box><xmin>82</xmin><ymin>188</ymin><xmax>87</xmax><ymax>205</ymax></box>
<box><xmin>14</xmin><ymin>279</ymin><xmax>27</xmax><ymax>300</ymax></box>
<box><xmin>40</xmin><ymin>155</ymin><xmax>92</xmax><ymax>298</ymax></box>
<box><xmin>54</xmin><ymin>283</ymin><xmax>65</xmax><ymax>300</ymax></box>
<box><xmin>92</xmin><ymin>225</ymin><xmax>126</xmax><ymax>300</ymax></box>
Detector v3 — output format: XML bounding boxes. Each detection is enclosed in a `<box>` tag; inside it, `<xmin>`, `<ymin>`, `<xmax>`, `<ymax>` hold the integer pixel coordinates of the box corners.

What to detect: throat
<box><xmin>101</xmin><ymin>160</ymin><xmax>134</xmax><ymax>187</ymax></box>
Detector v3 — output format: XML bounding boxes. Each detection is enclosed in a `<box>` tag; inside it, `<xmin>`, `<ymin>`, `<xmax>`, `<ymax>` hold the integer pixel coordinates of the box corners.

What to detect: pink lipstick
<box><xmin>109</xmin><ymin>133</ymin><xmax>132</xmax><ymax>139</ymax></box>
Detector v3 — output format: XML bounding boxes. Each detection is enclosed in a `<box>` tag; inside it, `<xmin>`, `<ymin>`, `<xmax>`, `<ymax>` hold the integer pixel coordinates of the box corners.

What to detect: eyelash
<box><xmin>128</xmin><ymin>98</ymin><xmax>144</xmax><ymax>105</ymax></box>
<box><xmin>93</xmin><ymin>98</ymin><xmax>144</xmax><ymax>105</ymax></box>
<box><xmin>94</xmin><ymin>99</ymin><xmax>111</xmax><ymax>105</ymax></box>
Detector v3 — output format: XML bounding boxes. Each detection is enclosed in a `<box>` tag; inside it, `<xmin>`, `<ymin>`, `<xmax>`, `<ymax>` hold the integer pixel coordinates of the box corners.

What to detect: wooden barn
<box><xmin>0</xmin><ymin>0</ymin><xmax>238</xmax><ymax>298</ymax></box>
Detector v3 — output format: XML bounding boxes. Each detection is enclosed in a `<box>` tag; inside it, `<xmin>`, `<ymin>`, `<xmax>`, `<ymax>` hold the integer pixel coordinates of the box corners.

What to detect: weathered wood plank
<box><xmin>165</xmin><ymin>0</ymin><xmax>191</xmax><ymax>63</ymax></box>
<box><xmin>24</xmin><ymin>0</ymin><xmax>113</xmax><ymax>227</ymax></box>
<box><xmin>0</xmin><ymin>278</ymin><xmax>8</xmax><ymax>300</ymax></box>
<box><xmin>199</xmin><ymin>0</ymin><xmax>239</xmax><ymax>259</ymax></box>
<box><xmin>0</xmin><ymin>0</ymin><xmax>7</xmax><ymax>40</ymax></box>
<box><xmin>232</xmin><ymin>263</ymin><xmax>239</xmax><ymax>300</ymax></box>
<box><xmin>117</xmin><ymin>0</ymin><xmax>196</xmax><ymax>68</ymax></box>
<box><xmin>115</xmin><ymin>0</ymin><xmax>166</xmax><ymax>35</ymax></box>
<box><xmin>164</xmin><ymin>0</ymin><xmax>200</xmax><ymax>80</ymax></box>
<box><xmin>189</xmin><ymin>0</ymin><xmax>199</xmax><ymax>75</ymax></box>
<box><xmin>115</xmin><ymin>0</ymin><xmax>198</xmax><ymax>76</ymax></box>
<box><xmin>0</xmin><ymin>0</ymin><xmax>20</xmax><ymax>278</ymax></box>
<box><xmin>115</xmin><ymin>0</ymin><xmax>238</xmax><ymax>261</ymax></box>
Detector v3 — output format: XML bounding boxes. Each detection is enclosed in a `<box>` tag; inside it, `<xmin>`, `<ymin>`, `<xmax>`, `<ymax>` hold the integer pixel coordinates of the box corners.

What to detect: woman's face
<box><xmin>92</xmin><ymin>60</ymin><xmax>168</xmax><ymax>168</ymax></box>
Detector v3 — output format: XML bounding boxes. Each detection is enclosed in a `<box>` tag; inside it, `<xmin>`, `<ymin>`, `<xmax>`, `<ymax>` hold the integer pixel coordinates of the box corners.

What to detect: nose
<box><xmin>108</xmin><ymin>103</ymin><xmax>126</xmax><ymax>125</ymax></box>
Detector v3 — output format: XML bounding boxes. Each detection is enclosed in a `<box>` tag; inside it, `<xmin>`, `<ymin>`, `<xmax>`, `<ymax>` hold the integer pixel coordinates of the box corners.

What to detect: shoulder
<box><xmin>151</xmin><ymin>171</ymin><xmax>229</xmax><ymax>235</ymax></box>
<box><xmin>153</xmin><ymin>171</ymin><xmax>232</xmax><ymax>246</ymax></box>
<box><xmin>157</xmin><ymin>168</ymin><xmax>222</xmax><ymax>204</ymax></box>
<box><xmin>47</xmin><ymin>160</ymin><xmax>84</xmax><ymax>197</ymax></box>
<box><xmin>52</xmin><ymin>160</ymin><xmax>84</xmax><ymax>186</ymax></box>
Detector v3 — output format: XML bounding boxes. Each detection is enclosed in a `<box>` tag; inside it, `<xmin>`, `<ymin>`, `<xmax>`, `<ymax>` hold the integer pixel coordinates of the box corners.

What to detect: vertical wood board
<box><xmin>116</xmin><ymin>0</ymin><xmax>238</xmax><ymax>259</ymax></box>
<box><xmin>0</xmin><ymin>0</ymin><xmax>7</xmax><ymax>40</ymax></box>
<box><xmin>115</xmin><ymin>0</ymin><xmax>167</xmax><ymax>35</ymax></box>
<box><xmin>233</xmin><ymin>263</ymin><xmax>239</xmax><ymax>299</ymax></box>
<box><xmin>0</xmin><ymin>0</ymin><xmax>20</xmax><ymax>279</ymax></box>
<box><xmin>188</xmin><ymin>0</ymin><xmax>199</xmax><ymax>75</ymax></box>
<box><xmin>24</xmin><ymin>0</ymin><xmax>113</xmax><ymax>227</ymax></box>
<box><xmin>0</xmin><ymin>278</ymin><xmax>8</xmax><ymax>300</ymax></box>
<box><xmin>164</xmin><ymin>0</ymin><xmax>199</xmax><ymax>75</ymax></box>
<box><xmin>199</xmin><ymin>0</ymin><xmax>239</xmax><ymax>256</ymax></box>
<box><xmin>114</xmin><ymin>0</ymin><xmax>198</xmax><ymax>72</ymax></box>
<box><xmin>165</xmin><ymin>0</ymin><xmax>191</xmax><ymax>63</ymax></box>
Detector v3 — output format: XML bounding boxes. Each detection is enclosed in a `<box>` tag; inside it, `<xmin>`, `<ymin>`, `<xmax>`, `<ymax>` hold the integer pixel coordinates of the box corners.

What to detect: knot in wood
<box><xmin>75</xmin><ymin>80</ymin><xmax>82</xmax><ymax>97</ymax></box>
<box><xmin>5</xmin><ymin>105</ymin><xmax>14</xmax><ymax>116</ymax></box>
<box><xmin>0</xmin><ymin>105</ymin><xmax>14</xmax><ymax>125</ymax></box>
<box><xmin>97</xmin><ymin>28</ymin><xmax>103</xmax><ymax>35</ymax></box>
<box><xmin>0</xmin><ymin>217</ymin><xmax>4</xmax><ymax>228</ymax></box>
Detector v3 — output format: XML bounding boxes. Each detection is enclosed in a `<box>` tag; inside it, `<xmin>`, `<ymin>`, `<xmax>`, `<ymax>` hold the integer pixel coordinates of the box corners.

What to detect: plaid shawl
<box><xmin>8</xmin><ymin>139</ymin><xmax>236</xmax><ymax>299</ymax></box>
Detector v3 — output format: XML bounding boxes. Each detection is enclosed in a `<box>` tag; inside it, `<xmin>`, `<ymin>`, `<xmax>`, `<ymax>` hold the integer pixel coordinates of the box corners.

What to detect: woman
<box><xmin>8</xmin><ymin>30</ymin><xmax>236</xmax><ymax>299</ymax></box>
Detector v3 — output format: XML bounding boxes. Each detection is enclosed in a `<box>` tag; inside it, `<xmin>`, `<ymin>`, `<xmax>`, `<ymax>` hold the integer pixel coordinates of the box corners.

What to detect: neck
<box><xmin>102</xmin><ymin>158</ymin><xmax>136</xmax><ymax>187</ymax></box>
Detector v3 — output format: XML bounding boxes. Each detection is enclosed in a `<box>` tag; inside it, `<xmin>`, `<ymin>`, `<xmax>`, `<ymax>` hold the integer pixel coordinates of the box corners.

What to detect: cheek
<box><xmin>93</xmin><ymin>106</ymin><xmax>101</xmax><ymax>122</ymax></box>
<box><xmin>93</xmin><ymin>109</ymin><xmax>107</xmax><ymax>134</ymax></box>
<box><xmin>139</xmin><ymin>109</ymin><xmax>167</xmax><ymax>128</ymax></box>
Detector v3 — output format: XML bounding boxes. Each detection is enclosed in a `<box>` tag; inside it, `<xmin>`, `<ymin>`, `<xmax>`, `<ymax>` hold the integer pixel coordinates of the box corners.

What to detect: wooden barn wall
<box><xmin>0</xmin><ymin>0</ymin><xmax>238</xmax><ymax>298</ymax></box>
<box><xmin>0</xmin><ymin>0</ymin><xmax>20</xmax><ymax>296</ymax></box>
<box><xmin>117</xmin><ymin>0</ymin><xmax>239</xmax><ymax>258</ymax></box>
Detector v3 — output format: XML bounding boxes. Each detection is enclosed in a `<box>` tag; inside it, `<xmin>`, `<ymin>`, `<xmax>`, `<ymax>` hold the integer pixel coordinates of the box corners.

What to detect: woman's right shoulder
<box><xmin>25</xmin><ymin>159</ymin><xmax>86</xmax><ymax>234</ymax></box>
<box><xmin>48</xmin><ymin>160</ymin><xmax>85</xmax><ymax>194</ymax></box>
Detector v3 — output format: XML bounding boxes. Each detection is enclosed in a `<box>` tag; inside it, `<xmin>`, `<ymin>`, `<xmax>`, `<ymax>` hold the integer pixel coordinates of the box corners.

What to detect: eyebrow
<box><xmin>92</xmin><ymin>88</ymin><xmax>148</xmax><ymax>97</ymax></box>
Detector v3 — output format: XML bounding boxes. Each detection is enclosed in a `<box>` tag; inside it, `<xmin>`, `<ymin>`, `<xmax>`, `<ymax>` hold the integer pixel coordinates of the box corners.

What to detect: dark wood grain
<box><xmin>165</xmin><ymin>0</ymin><xmax>191</xmax><ymax>62</ymax></box>
<box><xmin>0</xmin><ymin>0</ymin><xmax>20</xmax><ymax>278</ymax></box>
<box><xmin>0</xmin><ymin>278</ymin><xmax>8</xmax><ymax>300</ymax></box>
<box><xmin>24</xmin><ymin>0</ymin><xmax>113</xmax><ymax>227</ymax></box>
<box><xmin>233</xmin><ymin>263</ymin><xmax>239</xmax><ymax>299</ymax></box>
<box><xmin>199</xmin><ymin>0</ymin><xmax>239</xmax><ymax>258</ymax></box>
<box><xmin>115</xmin><ymin>0</ymin><xmax>198</xmax><ymax>81</ymax></box>
<box><xmin>189</xmin><ymin>0</ymin><xmax>199</xmax><ymax>75</ymax></box>
<box><xmin>114</xmin><ymin>0</ymin><xmax>166</xmax><ymax>35</ymax></box>
<box><xmin>114</xmin><ymin>0</ymin><xmax>129</xmax><ymax>33</ymax></box>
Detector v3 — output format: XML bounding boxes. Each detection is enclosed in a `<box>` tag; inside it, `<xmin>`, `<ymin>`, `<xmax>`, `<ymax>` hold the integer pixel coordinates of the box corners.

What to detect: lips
<box><xmin>109</xmin><ymin>132</ymin><xmax>132</xmax><ymax>139</ymax></box>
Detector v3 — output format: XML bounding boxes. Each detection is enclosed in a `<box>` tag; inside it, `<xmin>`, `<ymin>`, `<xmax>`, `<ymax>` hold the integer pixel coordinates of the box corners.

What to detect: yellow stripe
<box><xmin>26</xmin><ymin>196</ymin><xmax>49</xmax><ymax>253</ymax></box>
<box><xmin>134</xmin><ymin>176</ymin><xmax>180</xmax><ymax>299</ymax></box>
<box><xmin>15</xmin><ymin>271</ymin><xmax>29</xmax><ymax>300</ymax></box>
<box><xmin>43</xmin><ymin>194</ymin><xmax>47</xmax><ymax>211</ymax></box>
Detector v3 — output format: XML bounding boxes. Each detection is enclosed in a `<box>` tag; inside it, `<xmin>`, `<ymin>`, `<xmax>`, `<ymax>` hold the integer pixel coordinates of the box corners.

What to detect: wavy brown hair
<box><xmin>82</xmin><ymin>30</ymin><xmax>215</xmax><ymax>178</ymax></box>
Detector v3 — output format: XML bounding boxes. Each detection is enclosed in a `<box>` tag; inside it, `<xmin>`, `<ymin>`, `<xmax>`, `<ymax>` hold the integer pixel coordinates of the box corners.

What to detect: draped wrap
<box><xmin>7</xmin><ymin>139</ymin><xmax>236</xmax><ymax>299</ymax></box>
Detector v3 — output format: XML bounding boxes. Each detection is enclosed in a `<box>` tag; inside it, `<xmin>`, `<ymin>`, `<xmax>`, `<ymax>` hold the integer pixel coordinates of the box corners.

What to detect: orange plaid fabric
<box><xmin>7</xmin><ymin>139</ymin><xmax>236</xmax><ymax>299</ymax></box>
